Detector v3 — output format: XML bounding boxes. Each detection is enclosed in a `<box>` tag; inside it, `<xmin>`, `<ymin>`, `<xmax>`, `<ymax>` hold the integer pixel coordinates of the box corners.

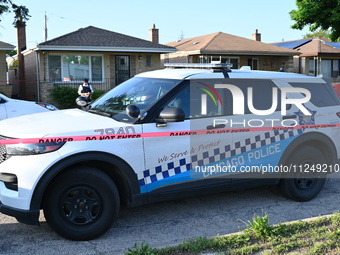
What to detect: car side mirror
<box><xmin>156</xmin><ymin>107</ymin><xmax>185</xmax><ymax>126</ymax></box>
<box><xmin>126</xmin><ymin>104</ymin><xmax>140</xmax><ymax>118</ymax></box>
<box><xmin>76</xmin><ymin>96</ymin><xmax>90</xmax><ymax>107</ymax></box>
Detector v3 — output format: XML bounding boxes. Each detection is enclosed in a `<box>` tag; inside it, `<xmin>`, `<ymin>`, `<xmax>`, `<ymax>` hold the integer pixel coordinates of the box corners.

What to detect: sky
<box><xmin>0</xmin><ymin>0</ymin><xmax>310</xmax><ymax>49</ymax></box>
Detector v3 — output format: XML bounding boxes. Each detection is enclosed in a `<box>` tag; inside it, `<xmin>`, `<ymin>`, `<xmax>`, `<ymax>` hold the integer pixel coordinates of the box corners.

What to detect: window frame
<box><xmin>47</xmin><ymin>53</ymin><xmax>104</xmax><ymax>83</ymax></box>
<box><xmin>146</xmin><ymin>55</ymin><xmax>152</xmax><ymax>67</ymax></box>
<box><xmin>199</xmin><ymin>55</ymin><xmax>240</xmax><ymax>69</ymax></box>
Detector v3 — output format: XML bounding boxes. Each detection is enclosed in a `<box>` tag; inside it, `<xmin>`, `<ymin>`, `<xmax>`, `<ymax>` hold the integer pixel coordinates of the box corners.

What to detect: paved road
<box><xmin>1</xmin><ymin>177</ymin><xmax>340</xmax><ymax>255</ymax></box>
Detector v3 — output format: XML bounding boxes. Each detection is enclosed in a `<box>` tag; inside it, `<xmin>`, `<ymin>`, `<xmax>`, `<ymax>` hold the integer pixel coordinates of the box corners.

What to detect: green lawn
<box><xmin>125</xmin><ymin>212</ymin><xmax>340</xmax><ymax>255</ymax></box>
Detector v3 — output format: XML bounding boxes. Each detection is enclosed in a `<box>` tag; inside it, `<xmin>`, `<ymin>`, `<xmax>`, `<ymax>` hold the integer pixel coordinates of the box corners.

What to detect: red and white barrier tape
<box><xmin>0</xmin><ymin>123</ymin><xmax>338</xmax><ymax>145</ymax></box>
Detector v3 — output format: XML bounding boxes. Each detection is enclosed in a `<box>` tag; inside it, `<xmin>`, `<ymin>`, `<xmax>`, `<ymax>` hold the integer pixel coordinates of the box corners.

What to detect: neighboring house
<box><xmin>273</xmin><ymin>38</ymin><xmax>340</xmax><ymax>82</ymax></box>
<box><xmin>163</xmin><ymin>30</ymin><xmax>299</xmax><ymax>72</ymax></box>
<box><xmin>10</xmin><ymin>25</ymin><xmax>176</xmax><ymax>101</ymax></box>
<box><xmin>0</xmin><ymin>41</ymin><xmax>15</xmax><ymax>96</ymax></box>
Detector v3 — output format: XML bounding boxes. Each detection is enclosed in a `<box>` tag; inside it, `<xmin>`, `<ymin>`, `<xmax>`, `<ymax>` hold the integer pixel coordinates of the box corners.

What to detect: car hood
<box><xmin>0</xmin><ymin>109</ymin><xmax>128</xmax><ymax>138</ymax></box>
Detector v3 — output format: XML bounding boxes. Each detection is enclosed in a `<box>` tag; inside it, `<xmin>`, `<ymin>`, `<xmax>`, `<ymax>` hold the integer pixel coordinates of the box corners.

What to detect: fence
<box><xmin>49</xmin><ymin>78</ymin><xmax>116</xmax><ymax>92</ymax></box>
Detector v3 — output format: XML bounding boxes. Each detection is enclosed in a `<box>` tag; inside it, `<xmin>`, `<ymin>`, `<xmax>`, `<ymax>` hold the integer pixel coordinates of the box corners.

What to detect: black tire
<box><xmin>279</xmin><ymin>146</ymin><xmax>327</xmax><ymax>202</ymax></box>
<box><xmin>43</xmin><ymin>166</ymin><xmax>120</xmax><ymax>240</ymax></box>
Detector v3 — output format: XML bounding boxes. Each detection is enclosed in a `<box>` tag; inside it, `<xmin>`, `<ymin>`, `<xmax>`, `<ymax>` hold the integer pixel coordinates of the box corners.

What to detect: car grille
<box><xmin>0</xmin><ymin>135</ymin><xmax>11</xmax><ymax>164</ymax></box>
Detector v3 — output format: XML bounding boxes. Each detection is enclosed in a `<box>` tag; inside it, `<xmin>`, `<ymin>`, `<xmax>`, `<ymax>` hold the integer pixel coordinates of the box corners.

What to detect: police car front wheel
<box><xmin>43</xmin><ymin>166</ymin><xmax>120</xmax><ymax>241</ymax></box>
<box><xmin>279</xmin><ymin>146</ymin><xmax>327</xmax><ymax>202</ymax></box>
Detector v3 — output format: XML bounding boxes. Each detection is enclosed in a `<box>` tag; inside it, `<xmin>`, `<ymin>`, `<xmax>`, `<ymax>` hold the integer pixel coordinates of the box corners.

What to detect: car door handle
<box><xmin>206</xmin><ymin>124</ymin><xmax>226</xmax><ymax>130</ymax></box>
<box><xmin>282</xmin><ymin>115</ymin><xmax>297</xmax><ymax>120</ymax></box>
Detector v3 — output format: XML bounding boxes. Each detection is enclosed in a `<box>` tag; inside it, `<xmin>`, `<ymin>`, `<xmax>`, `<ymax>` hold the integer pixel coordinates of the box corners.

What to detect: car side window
<box><xmin>164</xmin><ymin>80</ymin><xmax>227</xmax><ymax>119</ymax></box>
<box><xmin>289</xmin><ymin>82</ymin><xmax>340</xmax><ymax>107</ymax></box>
<box><xmin>162</xmin><ymin>79</ymin><xmax>286</xmax><ymax>119</ymax></box>
<box><xmin>234</xmin><ymin>79</ymin><xmax>282</xmax><ymax>114</ymax></box>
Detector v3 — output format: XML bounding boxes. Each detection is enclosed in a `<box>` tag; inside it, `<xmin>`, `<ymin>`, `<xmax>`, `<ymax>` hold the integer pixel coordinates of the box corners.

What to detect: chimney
<box><xmin>252</xmin><ymin>29</ymin><xmax>261</xmax><ymax>42</ymax></box>
<box><xmin>149</xmin><ymin>24</ymin><xmax>159</xmax><ymax>44</ymax></box>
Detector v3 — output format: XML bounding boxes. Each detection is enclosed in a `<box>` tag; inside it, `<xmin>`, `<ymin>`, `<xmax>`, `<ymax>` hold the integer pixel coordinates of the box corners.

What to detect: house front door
<box><xmin>115</xmin><ymin>55</ymin><xmax>130</xmax><ymax>85</ymax></box>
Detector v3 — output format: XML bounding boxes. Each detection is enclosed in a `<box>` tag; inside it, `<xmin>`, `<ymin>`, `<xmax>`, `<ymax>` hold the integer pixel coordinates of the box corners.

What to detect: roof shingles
<box><xmin>167</xmin><ymin>32</ymin><xmax>299</xmax><ymax>55</ymax></box>
<box><xmin>39</xmin><ymin>26</ymin><xmax>174</xmax><ymax>50</ymax></box>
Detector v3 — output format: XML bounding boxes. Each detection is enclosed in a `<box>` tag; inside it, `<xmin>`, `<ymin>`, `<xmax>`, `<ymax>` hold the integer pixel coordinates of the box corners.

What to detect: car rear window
<box><xmin>289</xmin><ymin>82</ymin><xmax>340</xmax><ymax>107</ymax></box>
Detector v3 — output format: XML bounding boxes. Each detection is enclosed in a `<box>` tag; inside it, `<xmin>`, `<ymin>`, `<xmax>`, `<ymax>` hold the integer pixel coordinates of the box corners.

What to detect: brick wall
<box><xmin>24</xmin><ymin>52</ymin><xmax>38</xmax><ymax>100</ymax></box>
<box><xmin>0</xmin><ymin>52</ymin><xmax>7</xmax><ymax>86</ymax></box>
<box><xmin>0</xmin><ymin>85</ymin><xmax>13</xmax><ymax>97</ymax></box>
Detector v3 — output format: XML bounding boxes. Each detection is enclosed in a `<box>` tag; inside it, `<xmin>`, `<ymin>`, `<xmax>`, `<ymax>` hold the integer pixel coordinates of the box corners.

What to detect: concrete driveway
<box><xmin>1</xmin><ymin>178</ymin><xmax>339</xmax><ymax>255</ymax></box>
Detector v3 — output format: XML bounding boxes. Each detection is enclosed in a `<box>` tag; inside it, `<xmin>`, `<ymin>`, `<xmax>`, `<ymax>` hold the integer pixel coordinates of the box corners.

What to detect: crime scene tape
<box><xmin>0</xmin><ymin>123</ymin><xmax>339</xmax><ymax>145</ymax></box>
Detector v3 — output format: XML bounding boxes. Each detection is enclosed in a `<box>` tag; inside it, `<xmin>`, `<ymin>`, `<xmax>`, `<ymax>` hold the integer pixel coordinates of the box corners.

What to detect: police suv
<box><xmin>0</xmin><ymin>63</ymin><xmax>339</xmax><ymax>240</ymax></box>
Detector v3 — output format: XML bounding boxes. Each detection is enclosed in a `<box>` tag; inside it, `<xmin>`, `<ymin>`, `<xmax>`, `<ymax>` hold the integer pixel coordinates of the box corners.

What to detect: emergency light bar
<box><xmin>164</xmin><ymin>63</ymin><xmax>233</xmax><ymax>78</ymax></box>
<box><xmin>164</xmin><ymin>63</ymin><xmax>233</xmax><ymax>69</ymax></box>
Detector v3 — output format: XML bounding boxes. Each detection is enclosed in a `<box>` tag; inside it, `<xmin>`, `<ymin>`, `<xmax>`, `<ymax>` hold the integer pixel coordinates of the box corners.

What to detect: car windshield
<box><xmin>89</xmin><ymin>77</ymin><xmax>181</xmax><ymax>122</ymax></box>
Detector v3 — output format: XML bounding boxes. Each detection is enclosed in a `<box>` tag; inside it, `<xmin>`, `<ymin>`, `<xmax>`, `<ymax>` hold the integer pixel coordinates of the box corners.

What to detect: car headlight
<box><xmin>36</xmin><ymin>102</ymin><xmax>58</xmax><ymax>111</ymax></box>
<box><xmin>6</xmin><ymin>142</ymin><xmax>65</xmax><ymax>155</ymax></box>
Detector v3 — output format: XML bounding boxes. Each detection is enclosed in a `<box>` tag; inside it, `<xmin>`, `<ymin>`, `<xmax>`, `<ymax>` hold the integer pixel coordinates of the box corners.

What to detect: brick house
<box><xmin>0</xmin><ymin>41</ymin><xmax>15</xmax><ymax>96</ymax></box>
<box><xmin>272</xmin><ymin>38</ymin><xmax>340</xmax><ymax>82</ymax></box>
<box><xmin>12</xmin><ymin>25</ymin><xmax>176</xmax><ymax>101</ymax></box>
<box><xmin>163</xmin><ymin>30</ymin><xmax>299</xmax><ymax>72</ymax></box>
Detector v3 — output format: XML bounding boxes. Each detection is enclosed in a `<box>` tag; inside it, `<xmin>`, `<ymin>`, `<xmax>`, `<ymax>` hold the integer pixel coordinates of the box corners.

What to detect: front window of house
<box><xmin>146</xmin><ymin>55</ymin><xmax>152</xmax><ymax>67</ymax></box>
<box><xmin>309</xmin><ymin>58</ymin><xmax>340</xmax><ymax>78</ymax></box>
<box><xmin>48</xmin><ymin>54</ymin><xmax>103</xmax><ymax>82</ymax></box>
<box><xmin>199</xmin><ymin>55</ymin><xmax>239</xmax><ymax>69</ymax></box>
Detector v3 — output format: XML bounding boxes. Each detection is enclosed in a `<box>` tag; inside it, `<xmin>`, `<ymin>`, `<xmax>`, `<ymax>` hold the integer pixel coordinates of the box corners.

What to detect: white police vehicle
<box><xmin>0</xmin><ymin>63</ymin><xmax>339</xmax><ymax>240</ymax></box>
<box><xmin>0</xmin><ymin>93</ymin><xmax>58</xmax><ymax>120</ymax></box>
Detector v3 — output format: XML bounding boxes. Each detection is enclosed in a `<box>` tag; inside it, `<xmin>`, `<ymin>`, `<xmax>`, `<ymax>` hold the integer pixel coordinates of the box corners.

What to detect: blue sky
<box><xmin>0</xmin><ymin>0</ymin><xmax>310</xmax><ymax>49</ymax></box>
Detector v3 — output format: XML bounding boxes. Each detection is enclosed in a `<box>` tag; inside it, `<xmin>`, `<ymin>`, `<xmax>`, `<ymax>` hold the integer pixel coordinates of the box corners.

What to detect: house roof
<box><xmin>272</xmin><ymin>39</ymin><xmax>312</xmax><ymax>49</ymax></box>
<box><xmin>326</xmin><ymin>42</ymin><xmax>340</xmax><ymax>50</ymax></box>
<box><xmin>36</xmin><ymin>26</ymin><xmax>176</xmax><ymax>53</ymax></box>
<box><xmin>272</xmin><ymin>38</ymin><xmax>340</xmax><ymax>57</ymax></box>
<box><xmin>166</xmin><ymin>32</ymin><xmax>299</xmax><ymax>56</ymax></box>
<box><xmin>0</xmin><ymin>41</ymin><xmax>15</xmax><ymax>51</ymax></box>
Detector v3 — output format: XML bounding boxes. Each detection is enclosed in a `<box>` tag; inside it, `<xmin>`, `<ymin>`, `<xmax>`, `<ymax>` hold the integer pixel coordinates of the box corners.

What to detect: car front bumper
<box><xmin>0</xmin><ymin>200</ymin><xmax>40</xmax><ymax>225</ymax></box>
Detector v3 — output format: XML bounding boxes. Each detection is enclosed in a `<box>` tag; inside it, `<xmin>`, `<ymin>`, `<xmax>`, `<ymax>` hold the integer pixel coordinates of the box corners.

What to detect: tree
<box><xmin>290</xmin><ymin>0</ymin><xmax>340</xmax><ymax>42</ymax></box>
<box><xmin>0</xmin><ymin>0</ymin><xmax>30</xmax><ymax>28</ymax></box>
<box><xmin>303</xmin><ymin>29</ymin><xmax>331</xmax><ymax>39</ymax></box>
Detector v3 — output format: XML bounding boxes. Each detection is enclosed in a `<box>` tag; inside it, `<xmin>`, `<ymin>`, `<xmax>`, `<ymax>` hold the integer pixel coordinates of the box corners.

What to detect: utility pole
<box><xmin>43</xmin><ymin>12</ymin><xmax>48</xmax><ymax>41</ymax></box>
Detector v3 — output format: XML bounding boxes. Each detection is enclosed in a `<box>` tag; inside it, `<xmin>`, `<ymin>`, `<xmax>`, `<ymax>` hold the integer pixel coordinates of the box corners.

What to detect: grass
<box><xmin>125</xmin><ymin>212</ymin><xmax>340</xmax><ymax>255</ymax></box>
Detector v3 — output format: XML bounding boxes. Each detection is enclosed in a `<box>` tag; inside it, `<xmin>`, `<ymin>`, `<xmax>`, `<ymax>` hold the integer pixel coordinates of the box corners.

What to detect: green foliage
<box><xmin>125</xmin><ymin>241</ymin><xmax>156</xmax><ymax>255</ymax></box>
<box><xmin>303</xmin><ymin>29</ymin><xmax>331</xmax><ymax>39</ymax></box>
<box><xmin>7</xmin><ymin>49</ymin><xmax>16</xmax><ymax>57</ymax></box>
<box><xmin>50</xmin><ymin>85</ymin><xmax>78</xmax><ymax>109</ymax></box>
<box><xmin>290</xmin><ymin>0</ymin><xmax>340</xmax><ymax>42</ymax></box>
<box><xmin>245</xmin><ymin>213</ymin><xmax>274</xmax><ymax>240</ymax></box>
<box><xmin>177</xmin><ymin>237</ymin><xmax>213</xmax><ymax>253</ymax></box>
<box><xmin>156</xmin><ymin>213</ymin><xmax>340</xmax><ymax>254</ymax></box>
<box><xmin>0</xmin><ymin>0</ymin><xmax>30</xmax><ymax>28</ymax></box>
<box><xmin>91</xmin><ymin>90</ymin><xmax>106</xmax><ymax>101</ymax></box>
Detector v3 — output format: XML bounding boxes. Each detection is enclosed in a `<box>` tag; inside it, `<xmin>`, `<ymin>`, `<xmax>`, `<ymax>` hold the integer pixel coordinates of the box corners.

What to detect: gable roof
<box><xmin>0</xmin><ymin>41</ymin><xmax>15</xmax><ymax>51</ymax></box>
<box><xmin>36</xmin><ymin>26</ymin><xmax>176</xmax><ymax>53</ymax></box>
<box><xmin>166</xmin><ymin>32</ymin><xmax>299</xmax><ymax>56</ymax></box>
<box><xmin>272</xmin><ymin>38</ymin><xmax>340</xmax><ymax>56</ymax></box>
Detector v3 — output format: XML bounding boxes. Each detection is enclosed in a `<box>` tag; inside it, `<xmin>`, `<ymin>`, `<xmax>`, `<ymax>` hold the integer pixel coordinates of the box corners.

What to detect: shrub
<box><xmin>50</xmin><ymin>86</ymin><xmax>78</xmax><ymax>109</ymax></box>
<box><xmin>91</xmin><ymin>90</ymin><xmax>106</xmax><ymax>100</ymax></box>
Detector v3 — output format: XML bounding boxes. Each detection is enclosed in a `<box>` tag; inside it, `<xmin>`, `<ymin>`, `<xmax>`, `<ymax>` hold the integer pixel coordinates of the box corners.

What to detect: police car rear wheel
<box><xmin>279</xmin><ymin>146</ymin><xmax>327</xmax><ymax>202</ymax></box>
<box><xmin>43</xmin><ymin>166</ymin><xmax>120</xmax><ymax>240</ymax></box>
